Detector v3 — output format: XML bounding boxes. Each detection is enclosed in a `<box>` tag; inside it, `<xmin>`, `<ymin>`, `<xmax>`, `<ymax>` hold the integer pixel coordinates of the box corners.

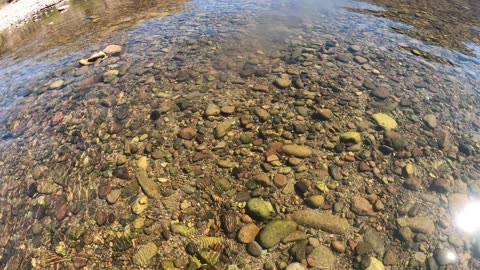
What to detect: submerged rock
<box><xmin>291</xmin><ymin>210</ymin><xmax>350</xmax><ymax>234</ymax></box>
<box><xmin>258</xmin><ymin>220</ymin><xmax>297</xmax><ymax>248</ymax></box>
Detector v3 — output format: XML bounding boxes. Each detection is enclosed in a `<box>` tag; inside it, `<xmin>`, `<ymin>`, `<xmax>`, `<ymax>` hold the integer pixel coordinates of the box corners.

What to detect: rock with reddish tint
<box><xmin>51</xmin><ymin>112</ymin><xmax>64</xmax><ymax>126</ymax></box>
<box><xmin>430</xmin><ymin>178</ymin><xmax>450</xmax><ymax>193</ymax></box>
<box><xmin>237</xmin><ymin>223</ymin><xmax>260</xmax><ymax>244</ymax></box>
<box><xmin>404</xmin><ymin>178</ymin><xmax>422</xmax><ymax>191</ymax></box>
<box><xmin>315</xmin><ymin>108</ymin><xmax>333</xmax><ymax>120</ymax></box>
<box><xmin>274</xmin><ymin>174</ymin><xmax>288</xmax><ymax>187</ymax></box>
<box><xmin>178</xmin><ymin>127</ymin><xmax>197</xmax><ymax>140</ymax></box>
<box><xmin>103</xmin><ymin>44</ymin><xmax>123</xmax><ymax>55</ymax></box>
<box><xmin>351</xmin><ymin>195</ymin><xmax>376</xmax><ymax>216</ymax></box>
<box><xmin>331</xmin><ymin>241</ymin><xmax>346</xmax><ymax>253</ymax></box>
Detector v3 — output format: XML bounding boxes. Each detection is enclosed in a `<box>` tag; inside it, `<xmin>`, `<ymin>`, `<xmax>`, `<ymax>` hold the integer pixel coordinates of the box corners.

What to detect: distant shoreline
<box><xmin>0</xmin><ymin>0</ymin><xmax>64</xmax><ymax>31</ymax></box>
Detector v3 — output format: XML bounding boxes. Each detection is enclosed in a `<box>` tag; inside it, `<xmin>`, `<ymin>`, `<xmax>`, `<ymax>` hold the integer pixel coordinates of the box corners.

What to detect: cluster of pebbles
<box><xmin>0</xmin><ymin>0</ymin><xmax>479</xmax><ymax>269</ymax></box>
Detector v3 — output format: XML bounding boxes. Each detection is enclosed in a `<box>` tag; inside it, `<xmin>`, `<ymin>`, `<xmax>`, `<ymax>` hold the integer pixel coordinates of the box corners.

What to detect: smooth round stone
<box><xmin>354</xmin><ymin>55</ymin><xmax>368</xmax><ymax>64</ymax></box>
<box><xmin>372</xmin><ymin>113</ymin><xmax>398</xmax><ymax>130</ymax></box>
<box><xmin>286</xmin><ymin>262</ymin><xmax>306</xmax><ymax>270</ymax></box>
<box><xmin>246</xmin><ymin>241</ymin><xmax>263</xmax><ymax>257</ymax></box>
<box><xmin>274</xmin><ymin>78</ymin><xmax>292</xmax><ymax>89</ymax></box>
<box><xmin>371</xmin><ymin>88</ymin><xmax>391</xmax><ymax>99</ymax></box>
<box><xmin>49</xmin><ymin>80</ymin><xmax>64</xmax><ymax>89</ymax></box>
<box><xmin>306</xmin><ymin>195</ymin><xmax>325</xmax><ymax>208</ymax></box>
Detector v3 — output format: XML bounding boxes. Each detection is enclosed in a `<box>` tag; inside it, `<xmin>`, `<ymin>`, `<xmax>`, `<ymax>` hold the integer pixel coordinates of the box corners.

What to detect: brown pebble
<box><xmin>273</xmin><ymin>174</ymin><xmax>288</xmax><ymax>188</ymax></box>
<box><xmin>307</xmin><ymin>257</ymin><xmax>316</xmax><ymax>267</ymax></box>
<box><xmin>331</xmin><ymin>241</ymin><xmax>346</xmax><ymax>253</ymax></box>
<box><xmin>178</xmin><ymin>127</ymin><xmax>197</xmax><ymax>140</ymax></box>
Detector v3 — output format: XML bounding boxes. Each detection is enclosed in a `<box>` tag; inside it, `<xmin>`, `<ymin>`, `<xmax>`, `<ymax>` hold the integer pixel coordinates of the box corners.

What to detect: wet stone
<box><xmin>179</xmin><ymin>127</ymin><xmax>197</xmax><ymax>140</ymax></box>
<box><xmin>246</xmin><ymin>241</ymin><xmax>263</xmax><ymax>257</ymax></box>
<box><xmin>281</xmin><ymin>144</ymin><xmax>312</xmax><ymax>158</ymax></box>
<box><xmin>238</xmin><ymin>223</ymin><xmax>260</xmax><ymax>244</ymax></box>
<box><xmin>371</xmin><ymin>87</ymin><xmax>391</xmax><ymax>99</ymax></box>
<box><xmin>246</xmin><ymin>198</ymin><xmax>274</xmax><ymax>219</ymax></box>
<box><xmin>328</xmin><ymin>165</ymin><xmax>343</xmax><ymax>180</ymax></box>
<box><xmin>423</xmin><ymin>114</ymin><xmax>437</xmax><ymax>129</ymax></box>
<box><xmin>274</xmin><ymin>78</ymin><xmax>292</xmax><ymax>89</ymax></box>
<box><xmin>258</xmin><ymin>220</ymin><xmax>297</xmax><ymax>249</ymax></box>
<box><xmin>113</xmin><ymin>167</ymin><xmax>130</xmax><ymax>180</ymax></box>
<box><xmin>291</xmin><ymin>210</ymin><xmax>350</xmax><ymax>234</ymax></box>
<box><xmin>310</xmin><ymin>245</ymin><xmax>336</xmax><ymax>269</ymax></box>
<box><xmin>133</xmin><ymin>242</ymin><xmax>158</xmax><ymax>267</ymax></box>
<box><xmin>430</xmin><ymin>178</ymin><xmax>450</xmax><ymax>193</ymax></box>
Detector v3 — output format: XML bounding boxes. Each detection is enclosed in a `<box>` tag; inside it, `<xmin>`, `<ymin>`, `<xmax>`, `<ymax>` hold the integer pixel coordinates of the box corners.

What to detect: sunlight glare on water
<box><xmin>456</xmin><ymin>200</ymin><xmax>480</xmax><ymax>234</ymax></box>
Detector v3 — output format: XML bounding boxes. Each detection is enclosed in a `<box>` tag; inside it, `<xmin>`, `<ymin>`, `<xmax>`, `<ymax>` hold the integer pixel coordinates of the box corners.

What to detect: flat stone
<box><xmin>328</xmin><ymin>165</ymin><xmax>343</xmax><ymax>180</ymax></box>
<box><xmin>351</xmin><ymin>195</ymin><xmax>376</xmax><ymax>216</ymax></box>
<box><xmin>424</xmin><ymin>114</ymin><xmax>437</xmax><ymax>129</ymax></box>
<box><xmin>372</xmin><ymin>113</ymin><xmax>398</xmax><ymax>130</ymax></box>
<box><xmin>310</xmin><ymin>245</ymin><xmax>336</xmax><ymax>269</ymax></box>
<box><xmin>354</xmin><ymin>55</ymin><xmax>368</xmax><ymax>64</ymax></box>
<box><xmin>366</xmin><ymin>257</ymin><xmax>385</xmax><ymax>270</ymax></box>
<box><xmin>291</xmin><ymin>210</ymin><xmax>350</xmax><ymax>234</ymax></box>
<box><xmin>305</xmin><ymin>195</ymin><xmax>325</xmax><ymax>208</ymax></box>
<box><xmin>397</xmin><ymin>217</ymin><xmax>435</xmax><ymax>234</ymax></box>
<box><xmin>178</xmin><ymin>127</ymin><xmax>197</xmax><ymax>140</ymax></box>
<box><xmin>274</xmin><ymin>174</ymin><xmax>288</xmax><ymax>188</ymax></box>
<box><xmin>430</xmin><ymin>178</ymin><xmax>450</xmax><ymax>193</ymax></box>
<box><xmin>340</xmin><ymin>132</ymin><xmax>362</xmax><ymax>144</ymax></box>
<box><xmin>205</xmin><ymin>103</ymin><xmax>220</xmax><ymax>117</ymax></box>
<box><xmin>49</xmin><ymin>80</ymin><xmax>64</xmax><ymax>89</ymax></box>
<box><xmin>286</xmin><ymin>262</ymin><xmax>306</xmax><ymax>270</ymax></box>
<box><xmin>434</xmin><ymin>249</ymin><xmax>458</xmax><ymax>266</ymax></box>
<box><xmin>253</xmin><ymin>173</ymin><xmax>271</xmax><ymax>186</ymax></box>
<box><xmin>238</xmin><ymin>223</ymin><xmax>260</xmax><ymax>244</ymax></box>
<box><xmin>404</xmin><ymin>178</ymin><xmax>422</xmax><ymax>191</ymax></box>
<box><xmin>214</xmin><ymin>120</ymin><xmax>232</xmax><ymax>139</ymax></box>
<box><xmin>135</xmin><ymin>170</ymin><xmax>160</xmax><ymax>199</ymax></box>
<box><xmin>371</xmin><ymin>87</ymin><xmax>391</xmax><ymax>99</ymax></box>
<box><xmin>103</xmin><ymin>44</ymin><xmax>123</xmax><ymax>55</ymax></box>
<box><xmin>258</xmin><ymin>220</ymin><xmax>297</xmax><ymax>248</ymax></box>
<box><xmin>246</xmin><ymin>198</ymin><xmax>274</xmax><ymax>219</ymax></box>
<box><xmin>316</xmin><ymin>108</ymin><xmax>333</xmax><ymax>120</ymax></box>
<box><xmin>246</xmin><ymin>241</ymin><xmax>263</xmax><ymax>257</ymax></box>
<box><xmin>281</xmin><ymin>144</ymin><xmax>312</xmax><ymax>158</ymax></box>
<box><xmin>274</xmin><ymin>78</ymin><xmax>292</xmax><ymax>89</ymax></box>
<box><xmin>254</xmin><ymin>107</ymin><xmax>270</xmax><ymax>121</ymax></box>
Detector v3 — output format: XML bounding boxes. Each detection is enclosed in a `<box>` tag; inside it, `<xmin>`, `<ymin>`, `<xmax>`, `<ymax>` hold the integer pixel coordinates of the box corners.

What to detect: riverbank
<box><xmin>0</xmin><ymin>0</ymin><xmax>64</xmax><ymax>31</ymax></box>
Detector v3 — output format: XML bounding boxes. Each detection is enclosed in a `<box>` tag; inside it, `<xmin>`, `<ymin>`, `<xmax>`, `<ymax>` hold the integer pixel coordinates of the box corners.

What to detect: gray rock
<box><xmin>291</xmin><ymin>209</ymin><xmax>350</xmax><ymax>234</ymax></box>
<box><xmin>434</xmin><ymin>249</ymin><xmax>457</xmax><ymax>266</ymax></box>
<box><xmin>329</xmin><ymin>165</ymin><xmax>343</xmax><ymax>180</ymax></box>
<box><xmin>364</xmin><ymin>228</ymin><xmax>385</xmax><ymax>256</ymax></box>
<box><xmin>246</xmin><ymin>241</ymin><xmax>263</xmax><ymax>257</ymax></box>
<box><xmin>258</xmin><ymin>220</ymin><xmax>297</xmax><ymax>248</ymax></box>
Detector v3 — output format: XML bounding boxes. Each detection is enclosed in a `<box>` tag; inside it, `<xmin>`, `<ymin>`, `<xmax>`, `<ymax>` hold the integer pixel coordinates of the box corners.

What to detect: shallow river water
<box><xmin>0</xmin><ymin>0</ymin><xmax>479</xmax><ymax>269</ymax></box>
